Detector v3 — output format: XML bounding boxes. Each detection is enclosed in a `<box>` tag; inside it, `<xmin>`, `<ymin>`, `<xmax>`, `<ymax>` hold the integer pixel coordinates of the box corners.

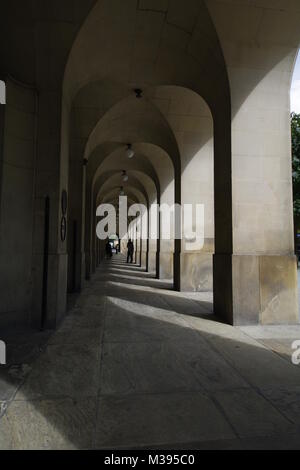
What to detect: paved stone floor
<box><xmin>1</xmin><ymin>256</ymin><xmax>300</xmax><ymax>449</ymax></box>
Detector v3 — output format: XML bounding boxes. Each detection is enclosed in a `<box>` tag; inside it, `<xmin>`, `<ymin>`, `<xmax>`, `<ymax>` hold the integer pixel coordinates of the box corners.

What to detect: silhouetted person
<box><xmin>105</xmin><ymin>240</ymin><xmax>112</xmax><ymax>259</ymax></box>
<box><xmin>127</xmin><ymin>239</ymin><xmax>134</xmax><ymax>263</ymax></box>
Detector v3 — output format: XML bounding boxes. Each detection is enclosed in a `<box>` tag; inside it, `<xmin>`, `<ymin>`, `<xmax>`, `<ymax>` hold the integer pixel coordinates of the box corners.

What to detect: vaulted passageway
<box><xmin>1</xmin><ymin>0</ymin><xmax>299</xmax><ymax>331</ymax></box>
<box><xmin>1</xmin><ymin>0</ymin><xmax>300</xmax><ymax>450</ymax></box>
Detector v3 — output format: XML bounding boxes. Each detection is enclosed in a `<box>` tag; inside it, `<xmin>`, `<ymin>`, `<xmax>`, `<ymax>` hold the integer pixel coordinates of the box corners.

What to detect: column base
<box><xmin>141</xmin><ymin>251</ymin><xmax>147</xmax><ymax>269</ymax></box>
<box><xmin>31</xmin><ymin>253</ymin><xmax>68</xmax><ymax>329</ymax></box>
<box><xmin>148</xmin><ymin>251</ymin><xmax>157</xmax><ymax>274</ymax></box>
<box><xmin>159</xmin><ymin>252</ymin><xmax>174</xmax><ymax>280</ymax></box>
<box><xmin>68</xmin><ymin>250</ymin><xmax>85</xmax><ymax>294</ymax></box>
<box><xmin>214</xmin><ymin>254</ymin><xmax>299</xmax><ymax>326</ymax></box>
<box><xmin>180</xmin><ymin>253</ymin><xmax>213</xmax><ymax>292</ymax></box>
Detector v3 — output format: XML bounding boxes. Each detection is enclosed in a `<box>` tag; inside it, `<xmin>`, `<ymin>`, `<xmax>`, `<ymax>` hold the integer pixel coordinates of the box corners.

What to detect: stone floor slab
<box><xmin>103</xmin><ymin>304</ymin><xmax>200</xmax><ymax>344</ymax></box>
<box><xmin>213</xmin><ymin>388</ymin><xmax>294</xmax><ymax>439</ymax></box>
<box><xmin>260</xmin><ymin>386</ymin><xmax>300</xmax><ymax>425</ymax></box>
<box><xmin>95</xmin><ymin>392</ymin><xmax>236</xmax><ymax>449</ymax></box>
<box><xmin>99</xmin><ymin>341</ymin><xmax>205</xmax><ymax>395</ymax></box>
<box><xmin>15</xmin><ymin>343</ymin><xmax>101</xmax><ymax>400</ymax></box>
<box><xmin>1</xmin><ymin>255</ymin><xmax>300</xmax><ymax>449</ymax></box>
<box><xmin>0</xmin><ymin>398</ymin><xmax>97</xmax><ymax>450</ymax></box>
<box><xmin>210</xmin><ymin>334</ymin><xmax>300</xmax><ymax>389</ymax></box>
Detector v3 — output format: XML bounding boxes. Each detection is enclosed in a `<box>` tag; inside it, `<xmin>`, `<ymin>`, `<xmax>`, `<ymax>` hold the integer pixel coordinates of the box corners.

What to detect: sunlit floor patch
<box><xmin>1</xmin><ymin>254</ymin><xmax>300</xmax><ymax>450</ymax></box>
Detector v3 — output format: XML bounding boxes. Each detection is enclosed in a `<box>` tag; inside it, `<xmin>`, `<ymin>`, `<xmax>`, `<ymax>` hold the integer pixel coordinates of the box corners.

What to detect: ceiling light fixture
<box><xmin>122</xmin><ymin>170</ymin><xmax>129</xmax><ymax>182</ymax></box>
<box><xmin>126</xmin><ymin>144</ymin><xmax>135</xmax><ymax>159</ymax></box>
<box><xmin>119</xmin><ymin>187</ymin><xmax>125</xmax><ymax>196</ymax></box>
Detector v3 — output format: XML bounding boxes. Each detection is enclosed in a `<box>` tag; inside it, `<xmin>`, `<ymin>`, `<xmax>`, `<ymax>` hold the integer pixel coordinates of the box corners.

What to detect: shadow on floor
<box><xmin>1</xmin><ymin>256</ymin><xmax>300</xmax><ymax>449</ymax></box>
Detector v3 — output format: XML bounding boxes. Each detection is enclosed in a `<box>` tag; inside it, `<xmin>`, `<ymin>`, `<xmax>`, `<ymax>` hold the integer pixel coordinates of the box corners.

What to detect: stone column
<box><xmin>160</xmin><ymin>240</ymin><xmax>174</xmax><ymax>281</ymax></box>
<box><xmin>67</xmin><ymin>150</ymin><xmax>86</xmax><ymax>293</ymax></box>
<box><xmin>85</xmin><ymin>178</ymin><xmax>93</xmax><ymax>280</ymax></box>
<box><xmin>215</xmin><ymin>62</ymin><xmax>298</xmax><ymax>325</ymax></box>
<box><xmin>233</xmin><ymin>83</ymin><xmax>297</xmax><ymax>324</ymax></box>
<box><xmin>147</xmin><ymin>203</ymin><xmax>159</xmax><ymax>275</ymax></box>
<box><xmin>141</xmin><ymin>210</ymin><xmax>148</xmax><ymax>269</ymax></box>
<box><xmin>0</xmin><ymin>80</ymin><xmax>37</xmax><ymax>327</ymax></box>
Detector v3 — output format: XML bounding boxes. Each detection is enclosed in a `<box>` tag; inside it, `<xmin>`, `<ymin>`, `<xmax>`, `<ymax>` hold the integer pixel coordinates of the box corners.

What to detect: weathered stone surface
<box><xmin>15</xmin><ymin>343</ymin><xmax>101</xmax><ymax>400</ymax></box>
<box><xmin>214</xmin><ymin>254</ymin><xmax>299</xmax><ymax>326</ymax></box>
<box><xmin>95</xmin><ymin>392</ymin><xmax>235</xmax><ymax>449</ymax></box>
<box><xmin>180</xmin><ymin>253</ymin><xmax>213</xmax><ymax>292</ymax></box>
<box><xmin>100</xmin><ymin>341</ymin><xmax>206</xmax><ymax>396</ymax></box>
<box><xmin>159</xmin><ymin>252</ymin><xmax>173</xmax><ymax>280</ymax></box>
<box><xmin>213</xmin><ymin>388</ymin><xmax>293</xmax><ymax>439</ymax></box>
<box><xmin>232</xmin><ymin>255</ymin><xmax>260</xmax><ymax>325</ymax></box>
<box><xmin>260</xmin><ymin>256</ymin><xmax>299</xmax><ymax>325</ymax></box>
<box><xmin>0</xmin><ymin>398</ymin><xmax>97</xmax><ymax>450</ymax></box>
<box><xmin>1</xmin><ymin>251</ymin><xmax>300</xmax><ymax>449</ymax></box>
<box><xmin>259</xmin><ymin>387</ymin><xmax>300</xmax><ymax>425</ymax></box>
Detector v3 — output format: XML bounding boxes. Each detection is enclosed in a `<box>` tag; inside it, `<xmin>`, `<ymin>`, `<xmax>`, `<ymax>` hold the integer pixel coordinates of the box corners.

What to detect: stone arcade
<box><xmin>0</xmin><ymin>0</ymin><xmax>299</xmax><ymax>329</ymax></box>
<box><xmin>1</xmin><ymin>0</ymin><xmax>300</xmax><ymax>451</ymax></box>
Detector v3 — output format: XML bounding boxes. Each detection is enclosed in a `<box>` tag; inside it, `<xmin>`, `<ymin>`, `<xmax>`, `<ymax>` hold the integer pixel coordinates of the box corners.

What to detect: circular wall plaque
<box><xmin>61</xmin><ymin>190</ymin><xmax>68</xmax><ymax>216</ymax></box>
<box><xmin>61</xmin><ymin>216</ymin><xmax>67</xmax><ymax>242</ymax></box>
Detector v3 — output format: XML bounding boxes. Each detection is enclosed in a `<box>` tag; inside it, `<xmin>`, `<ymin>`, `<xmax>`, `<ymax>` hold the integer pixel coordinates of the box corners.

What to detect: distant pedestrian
<box><xmin>105</xmin><ymin>240</ymin><xmax>112</xmax><ymax>259</ymax></box>
<box><xmin>127</xmin><ymin>239</ymin><xmax>134</xmax><ymax>263</ymax></box>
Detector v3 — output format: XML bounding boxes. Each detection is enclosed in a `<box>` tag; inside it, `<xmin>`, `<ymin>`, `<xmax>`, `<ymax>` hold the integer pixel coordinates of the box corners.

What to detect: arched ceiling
<box><xmin>64</xmin><ymin>0</ymin><xmax>230</xmax><ymax>112</ymax></box>
<box><xmin>61</xmin><ymin>0</ymin><xmax>300</xmax><ymax>226</ymax></box>
<box><xmin>91</xmin><ymin>146</ymin><xmax>161</xmax><ymax>193</ymax></box>
<box><xmin>84</xmin><ymin>96</ymin><xmax>181</xmax><ymax>171</ymax></box>
<box><xmin>75</xmin><ymin>87</ymin><xmax>210</xmax><ymax>218</ymax></box>
<box><xmin>100</xmin><ymin>188</ymin><xmax>140</xmax><ymax>206</ymax></box>
<box><xmin>127</xmin><ymin>170</ymin><xmax>157</xmax><ymax>203</ymax></box>
<box><xmin>96</xmin><ymin>174</ymin><xmax>149</xmax><ymax>205</ymax></box>
<box><xmin>1</xmin><ymin>0</ymin><xmax>299</xmax><ymax>109</ymax></box>
<box><xmin>74</xmin><ymin>86</ymin><xmax>212</xmax><ymax>180</ymax></box>
<box><xmin>93</xmin><ymin>169</ymin><xmax>157</xmax><ymax>209</ymax></box>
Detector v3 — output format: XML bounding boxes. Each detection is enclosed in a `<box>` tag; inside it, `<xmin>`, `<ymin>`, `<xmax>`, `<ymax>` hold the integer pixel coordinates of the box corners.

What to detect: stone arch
<box><xmin>61</xmin><ymin>0</ymin><xmax>232</xmax><ymax>302</ymax></box>
<box><xmin>0</xmin><ymin>0</ymin><xmax>299</xmax><ymax>329</ymax></box>
<box><xmin>61</xmin><ymin>0</ymin><xmax>232</xmax><ymax>323</ymax></box>
<box><xmin>92</xmin><ymin>160</ymin><xmax>160</xmax><ymax>275</ymax></box>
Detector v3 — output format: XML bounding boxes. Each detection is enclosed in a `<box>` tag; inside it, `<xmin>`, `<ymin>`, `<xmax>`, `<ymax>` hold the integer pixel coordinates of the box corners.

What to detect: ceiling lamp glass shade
<box><xmin>122</xmin><ymin>171</ymin><xmax>129</xmax><ymax>182</ymax></box>
<box><xmin>126</xmin><ymin>144</ymin><xmax>134</xmax><ymax>159</ymax></box>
